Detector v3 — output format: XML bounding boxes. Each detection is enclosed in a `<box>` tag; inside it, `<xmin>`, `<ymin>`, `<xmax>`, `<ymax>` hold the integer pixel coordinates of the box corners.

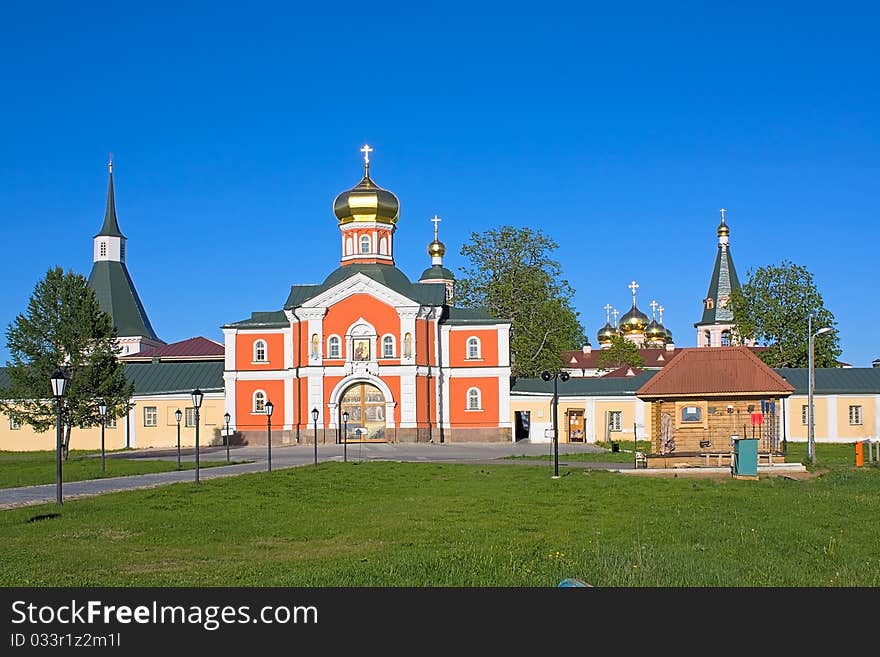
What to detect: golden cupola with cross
<box><xmin>618</xmin><ymin>280</ymin><xmax>650</xmax><ymax>344</ymax></box>
<box><xmin>333</xmin><ymin>145</ymin><xmax>401</xmax><ymax>266</ymax></box>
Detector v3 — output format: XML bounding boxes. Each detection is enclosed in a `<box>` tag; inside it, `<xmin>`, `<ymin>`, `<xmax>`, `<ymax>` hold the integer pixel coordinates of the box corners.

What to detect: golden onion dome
<box><xmin>645</xmin><ymin>319</ymin><xmax>666</xmax><ymax>343</ymax></box>
<box><xmin>717</xmin><ymin>219</ymin><xmax>729</xmax><ymax>237</ymax></box>
<box><xmin>618</xmin><ymin>304</ymin><xmax>649</xmax><ymax>334</ymax></box>
<box><xmin>333</xmin><ymin>149</ymin><xmax>400</xmax><ymax>225</ymax></box>
<box><xmin>664</xmin><ymin>326</ymin><xmax>674</xmax><ymax>344</ymax></box>
<box><xmin>428</xmin><ymin>239</ymin><xmax>446</xmax><ymax>258</ymax></box>
<box><xmin>597</xmin><ymin>322</ymin><xmax>619</xmax><ymax>344</ymax></box>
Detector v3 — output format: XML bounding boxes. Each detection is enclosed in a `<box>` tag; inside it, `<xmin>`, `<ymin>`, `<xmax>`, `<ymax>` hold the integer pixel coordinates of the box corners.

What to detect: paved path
<box><xmin>0</xmin><ymin>441</ymin><xmax>621</xmax><ymax>509</ymax></box>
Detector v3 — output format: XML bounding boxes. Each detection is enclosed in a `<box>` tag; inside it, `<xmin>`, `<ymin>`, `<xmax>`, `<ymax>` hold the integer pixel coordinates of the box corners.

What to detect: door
<box><xmin>514</xmin><ymin>411</ymin><xmax>531</xmax><ymax>441</ymax></box>
<box><xmin>340</xmin><ymin>382</ymin><xmax>387</xmax><ymax>442</ymax></box>
<box><xmin>567</xmin><ymin>410</ymin><xmax>585</xmax><ymax>443</ymax></box>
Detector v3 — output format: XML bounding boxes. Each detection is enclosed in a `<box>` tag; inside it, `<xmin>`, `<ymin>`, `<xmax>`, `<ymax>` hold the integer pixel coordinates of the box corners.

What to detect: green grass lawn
<box><xmin>0</xmin><ymin>450</ymin><xmax>243</xmax><ymax>489</ymax></box>
<box><xmin>1</xmin><ymin>443</ymin><xmax>877</xmax><ymax>586</ymax></box>
<box><xmin>507</xmin><ymin>440</ymin><xmax>653</xmax><ymax>463</ymax></box>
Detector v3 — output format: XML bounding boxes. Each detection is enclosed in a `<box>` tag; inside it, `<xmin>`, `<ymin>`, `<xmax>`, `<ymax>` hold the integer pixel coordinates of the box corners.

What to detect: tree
<box><xmin>727</xmin><ymin>259</ymin><xmax>841</xmax><ymax>368</ymax></box>
<box><xmin>457</xmin><ymin>226</ymin><xmax>586</xmax><ymax>377</ymax></box>
<box><xmin>595</xmin><ymin>335</ymin><xmax>646</xmax><ymax>371</ymax></box>
<box><xmin>0</xmin><ymin>267</ymin><xmax>134</xmax><ymax>458</ymax></box>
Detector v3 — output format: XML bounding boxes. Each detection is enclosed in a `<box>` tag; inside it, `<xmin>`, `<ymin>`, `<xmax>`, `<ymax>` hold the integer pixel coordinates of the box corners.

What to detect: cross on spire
<box><xmin>628</xmin><ymin>280</ymin><xmax>639</xmax><ymax>306</ymax></box>
<box><xmin>658</xmin><ymin>305</ymin><xmax>664</xmax><ymax>324</ymax></box>
<box><xmin>431</xmin><ymin>214</ymin><xmax>441</xmax><ymax>240</ymax></box>
<box><xmin>720</xmin><ymin>208</ymin><xmax>726</xmax><ymax>223</ymax></box>
<box><xmin>649</xmin><ymin>299</ymin><xmax>658</xmax><ymax>320</ymax></box>
<box><xmin>603</xmin><ymin>303</ymin><xmax>612</xmax><ymax>324</ymax></box>
<box><xmin>108</xmin><ymin>152</ymin><xmax>113</xmax><ymax>174</ymax></box>
<box><xmin>612</xmin><ymin>308</ymin><xmax>619</xmax><ymax>326</ymax></box>
<box><xmin>360</xmin><ymin>144</ymin><xmax>373</xmax><ymax>174</ymax></box>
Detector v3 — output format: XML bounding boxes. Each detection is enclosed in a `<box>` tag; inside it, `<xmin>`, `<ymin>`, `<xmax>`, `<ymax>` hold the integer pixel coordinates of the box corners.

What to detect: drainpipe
<box><xmin>291</xmin><ymin>307</ymin><xmax>302</xmax><ymax>444</ymax></box>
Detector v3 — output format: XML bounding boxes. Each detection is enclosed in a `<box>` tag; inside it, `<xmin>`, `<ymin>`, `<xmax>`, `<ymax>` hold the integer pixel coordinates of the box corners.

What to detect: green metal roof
<box><xmin>95</xmin><ymin>170</ymin><xmax>125</xmax><ymax>238</ymax></box>
<box><xmin>88</xmin><ymin>260</ymin><xmax>162</xmax><ymax>341</ymax></box>
<box><xmin>774</xmin><ymin>368</ymin><xmax>880</xmax><ymax>395</ymax></box>
<box><xmin>441</xmin><ymin>306</ymin><xmax>508</xmax><ymax>325</ymax></box>
<box><xmin>283</xmin><ymin>263</ymin><xmax>446</xmax><ymax>308</ymax></box>
<box><xmin>223</xmin><ymin>310</ymin><xmax>289</xmax><ymax>329</ymax></box>
<box><xmin>0</xmin><ymin>362</ymin><xmax>223</xmax><ymax>397</ymax></box>
<box><xmin>511</xmin><ymin>371</ymin><xmax>658</xmax><ymax>396</ymax></box>
<box><xmin>419</xmin><ymin>264</ymin><xmax>456</xmax><ymax>281</ymax></box>
<box><xmin>695</xmin><ymin>243</ymin><xmax>740</xmax><ymax>327</ymax></box>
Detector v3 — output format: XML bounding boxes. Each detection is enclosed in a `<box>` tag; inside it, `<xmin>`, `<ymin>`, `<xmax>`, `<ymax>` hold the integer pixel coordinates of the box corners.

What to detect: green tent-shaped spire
<box><xmin>94</xmin><ymin>162</ymin><xmax>125</xmax><ymax>238</ymax></box>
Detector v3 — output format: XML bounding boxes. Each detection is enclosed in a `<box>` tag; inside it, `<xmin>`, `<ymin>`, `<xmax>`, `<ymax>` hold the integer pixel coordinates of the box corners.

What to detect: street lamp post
<box><xmin>342</xmin><ymin>411</ymin><xmax>349</xmax><ymax>463</ymax></box>
<box><xmin>98</xmin><ymin>400</ymin><xmax>108</xmax><ymax>473</ymax></box>
<box><xmin>807</xmin><ymin>313</ymin><xmax>835</xmax><ymax>466</ymax></box>
<box><xmin>191</xmin><ymin>388</ymin><xmax>203</xmax><ymax>485</ymax></box>
<box><xmin>266</xmin><ymin>401</ymin><xmax>274</xmax><ymax>472</ymax></box>
<box><xmin>50</xmin><ymin>369</ymin><xmax>66</xmax><ymax>507</ymax></box>
<box><xmin>312</xmin><ymin>407</ymin><xmax>319</xmax><ymax>465</ymax></box>
<box><xmin>541</xmin><ymin>369</ymin><xmax>570</xmax><ymax>479</ymax></box>
<box><xmin>224</xmin><ymin>412</ymin><xmax>231</xmax><ymax>463</ymax></box>
<box><xmin>175</xmin><ymin>408</ymin><xmax>182</xmax><ymax>468</ymax></box>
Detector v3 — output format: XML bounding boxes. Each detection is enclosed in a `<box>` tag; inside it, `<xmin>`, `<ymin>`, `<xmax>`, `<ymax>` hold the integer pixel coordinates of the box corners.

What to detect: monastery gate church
<box><xmin>222</xmin><ymin>147</ymin><xmax>512</xmax><ymax>444</ymax></box>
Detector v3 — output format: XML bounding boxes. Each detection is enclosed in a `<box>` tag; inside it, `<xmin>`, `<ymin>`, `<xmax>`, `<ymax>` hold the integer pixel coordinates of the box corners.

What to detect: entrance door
<box><xmin>514</xmin><ymin>411</ymin><xmax>531</xmax><ymax>441</ymax></box>
<box><xmin>340</xmin><ymin>383</ymin><xmax>387</xmax><ymax>442</ymax></box>
<box><xmin>567</xmin><ymin>410</ymin><xmax>585</xmax><ymax>442</ymax></box>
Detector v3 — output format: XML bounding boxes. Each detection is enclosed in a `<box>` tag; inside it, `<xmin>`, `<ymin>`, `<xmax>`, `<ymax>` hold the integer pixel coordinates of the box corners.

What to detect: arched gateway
<box><xmin>339</xmin><ymin>382</ymin><xmax>386</xmax><ymax>441</ymax></box>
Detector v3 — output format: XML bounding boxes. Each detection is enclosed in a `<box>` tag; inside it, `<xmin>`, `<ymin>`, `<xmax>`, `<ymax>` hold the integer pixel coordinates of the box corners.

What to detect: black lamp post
<box><xmin>191</xmin><ymin>387</ymin><xmax>203</xmax><ymax>485</ymax></box>
<box><xmin>98</xmin><ymin>400</ymin><xmax>108</xmax><ymax>473</ymax></box>
<box><xmin>312</xmin><ymin>407</ymin><xmax>319</xmax><ymax>465</ymax></box>
<box><xmin>50</xmin><ymin>369</ymin><xmax>66</xmax><ymax>507</ymax></box>
<box><xmin>175</xmin><ymin>408</ymin><xmax>182</xmax><ymax>468</ymax></box>
<box><xmin>266</xmin><ymin>401</ymin><xmax>274</xmax><ymax>472</ymax></box>
<box><xmin>541</xmin><ymin>369</ymin><xmax>570</xmax><ymax>479</ymax></box>
<box><xmin>224</xmin><ymin>411</ymin><xmax>231</xmax><ymax>462</ymax></box>
<box><xmin>342</xmin><ymin>411</ymin><xmax>349</xmax><ymax>463</ymax></box>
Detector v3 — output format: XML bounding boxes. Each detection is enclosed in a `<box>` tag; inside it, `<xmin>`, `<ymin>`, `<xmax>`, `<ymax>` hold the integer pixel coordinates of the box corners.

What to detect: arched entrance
<box><xmin>340</xmin><ymin>382</ymin><xmax>387</xmax><ymax>442</ymax></box>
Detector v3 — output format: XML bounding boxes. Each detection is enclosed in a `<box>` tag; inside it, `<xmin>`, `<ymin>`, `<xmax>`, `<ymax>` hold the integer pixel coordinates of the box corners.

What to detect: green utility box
<box><xmin>732</xmin><ymin>438</ymin><xmax>759</xmax><ymax>479</ymax></box>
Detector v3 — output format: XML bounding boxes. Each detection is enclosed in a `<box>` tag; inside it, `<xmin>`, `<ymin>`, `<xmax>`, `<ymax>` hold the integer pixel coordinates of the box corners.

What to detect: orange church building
<box><xmin>222</xmin><ymin>147</ymin><xmax>512</xmax><ymax>445</ymax></box>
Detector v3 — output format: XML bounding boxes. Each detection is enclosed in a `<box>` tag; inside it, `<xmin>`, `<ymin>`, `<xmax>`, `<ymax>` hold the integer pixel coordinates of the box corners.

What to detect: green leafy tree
<box><xmin>0</xmin><ymin>267</ymin><xmax>134</xmax><ymax>458</ymax></box>
<box><xmin>457</xmin><ymin>226</ymin><xmax>586</xmax><ymax>377</ymax></box>
<box><xmin>727</xmin><ymin>259</ymin><xmax>841</xmax><ymax>367</ymax></box>
<box><xmin>595</xmin><ymin>335</ymin><xmax>646</xmax><ymax>371</ymax></box>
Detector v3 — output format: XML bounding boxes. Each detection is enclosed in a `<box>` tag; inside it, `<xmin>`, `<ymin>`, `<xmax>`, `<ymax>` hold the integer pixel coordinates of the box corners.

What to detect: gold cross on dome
<box><xmin>603</xmin><ymin>303</ymin><xmax>612</xmax><ymax>323</ymax></box>
<box><xmin>649</xmin><ymin>300</ymin><xmax>658</xmax><ymax>319</ymax></box>
<box><xmin>658</xmin><ymin>305</ymin><xmax>665</xmax><ymax>323</ymax></box>
<box><xmin>720</xmin><ymin>208</ymin><xmax>726</xmax><ymax>222</ymax></box>
<box><xmin>360</xmin><ymin>144</ymin><xmax>373</xmax><ymax>165</ymax></box>
<box><xmin>612</xmin><ymin>308</ymin><xmax>619</xmax><ymax>326</ymax></box>
<box><xmin>431</xmin><ymin>214</ymin><xmax>441</xmax><ymax>239</ymax></box>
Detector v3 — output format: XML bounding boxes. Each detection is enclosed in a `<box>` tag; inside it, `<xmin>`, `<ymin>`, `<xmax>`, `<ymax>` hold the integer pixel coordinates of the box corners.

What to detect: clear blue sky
<box><xmin>1</xmin><ymin>2</ymin><xmax>877</xmax><ymax>365</ymax></box>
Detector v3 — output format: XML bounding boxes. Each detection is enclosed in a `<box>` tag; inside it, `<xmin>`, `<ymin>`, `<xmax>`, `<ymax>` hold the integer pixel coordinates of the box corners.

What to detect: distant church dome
<box><xmin>645</xmin><ymin>319</ymin><xmax>666</xmax><ymax>344</ymax></box>
<box><xmin>333</xmin><ymin>145</ymin><xmax>400</xmax><ymax>226</ymax></box>
<box><xmin>597</xmin><ymin>322</ymin><xmax>619</xmax><ymax>345</ymax></box>
<box><xmin>619</xmin><ymin>305</ymin><xmax>649</xmax><ymax>334</ymax></box>
<box><xmin>427</xmin><ymin>238</ymin><xmax>446</xmax><ymax>258</ymax></box>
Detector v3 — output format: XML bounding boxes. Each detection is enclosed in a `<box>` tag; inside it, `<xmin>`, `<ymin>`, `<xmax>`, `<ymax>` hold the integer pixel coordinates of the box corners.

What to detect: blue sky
<box><xmin>1</xmin><ymin>2</ymin><xmax>877</xmax><ymax>365</ymax></box>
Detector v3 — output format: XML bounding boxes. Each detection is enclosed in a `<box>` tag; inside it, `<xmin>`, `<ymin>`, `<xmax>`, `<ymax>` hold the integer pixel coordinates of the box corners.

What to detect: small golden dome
<box><xmin>717</xmin><ymin>219</ymin><xmax>729</xmax><ymax>237</ymax></box>
<box><xmin>645</xmin><ymin>319</ymin><xmax>666</xmax><ymax>344</ymax></box>
<box><xmin>664</xmin><ymin>326</ymin><xmax>674</xmax><ymax>344</ymax></box>
<box><xmin>428</xmin><ymin>239</ymin><xmax>446</xmax><ymax>257</ymax></box>
<box><xmin>619</xmin><ymin>305</ymin><xmax>649</xmax><ymax>334</ymax></box>
<box><xmin>333</xmin><ymin>147</ymin><xmax>399</xmax><ymax>225</ymax></box>
<box><xmin>597</xmin><ymin>322</ymin><xmax>619</xmax><ymax>344</ymax></box>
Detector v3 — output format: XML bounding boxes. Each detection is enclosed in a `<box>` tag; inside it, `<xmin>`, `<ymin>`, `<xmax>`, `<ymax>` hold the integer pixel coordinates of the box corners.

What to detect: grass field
<box><xmin>0</xmin><ymin>450</ymin><xmax>243</xmax><ymax>489</ymax></box>
<box><xmin>1</xmin><ymin>442</ymin><xmax>877</xmax><ymax>587</ymax></box>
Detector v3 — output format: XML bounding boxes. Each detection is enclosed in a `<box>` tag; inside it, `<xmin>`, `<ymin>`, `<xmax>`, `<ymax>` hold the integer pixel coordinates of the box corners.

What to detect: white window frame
<box><xmin>466</xmin><ymin>387</ymin><xmax>482</xmax><ymax>411</ymax></box>
<box><xmin>100</xmin><ymin>241</ymin><xmax>107</xmax><ymax>257</ymax></box>
<box><xmin>144</xmin><ymin>406</ymin><xmax>158</xmax><ymax>427</ymax></box>
<box><xmin>328</xmin><ymin>335</ymin><xmax>341</xmax><ymax>359</ymax></box>
<box><xmin>466</xmin><ymin>336</ymin><xmax>481</xmax><ymax>360</ymax></box>
<box><xmin>253</xmin><ymin>339</ymin><xmax>268</xmax><ymax>363</ymax></box>
<box><xmin>849</xmin><ymin>405</ymin><xmax>862</xmax><ymax>426</ymax></box>
<box><xmin>9</xmin><ymin>417</ymin><xmax>21</xmax><ymax>430</ymax></box>
<box><xmin>609</xmin><ymin>411</ymin><xmax>622</xmax><ymax>432</ymax></box>
<box><xmin>106</xmin><ymin>416</ymin><xmax>117</xmax><ymax>429</ymax></box>
<box><xmin>382</xmin><ymin>334</ymin><xmax>395</xmax><ymax>358</ymax></box>
<box><xmin>253</xmin><ymin>390</ymin><xmax>267</xmax><ymax>413</ymax></box>
<box><xmin>801</xmin><ymin>405</ymin><xmax>809</xmax><ymax>426</ymax></box>
<box><xmin>379</xmin><ymin>236</ymin><xmax>388</xmax><ymax>255</ymax></box>
<box><xmin>185</xmin><ymin>407</ymin><xmax>197</xmax><ymax>428</ymax></box>
<box><xmin>345</xmin><ymin>236</ymin><xmax>353</xmax><ymax>255</ymax></box>
<box><xmin>360</xmin><ymin>235</ymin><xmax>371</xmax><ymax>254</ymax></box>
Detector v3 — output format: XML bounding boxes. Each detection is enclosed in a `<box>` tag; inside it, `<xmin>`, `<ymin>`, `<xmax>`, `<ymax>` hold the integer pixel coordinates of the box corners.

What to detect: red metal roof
<box><xmin>125</xmin><ymin>336</ymin><xmax>224</xmax><ymax>360</ymax></box>
<box><xmin>636</xmin><ymin>346</ymin><xmax>795</xmax><ymax>398</ymax></box>
<box><xmin>563</xmin><ymin>347</ymin><xmax>684</xmax><ymax>370</ymax></box>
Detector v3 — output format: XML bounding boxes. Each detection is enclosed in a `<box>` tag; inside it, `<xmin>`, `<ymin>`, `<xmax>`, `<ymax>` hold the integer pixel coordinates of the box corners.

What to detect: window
<box><xmin>382</xmin><ymin>335</ymin><xmax>394</xmax><ymax>358</ymax></box>
<box><xmin>801</xmin><ymin>405</ymin><xmax>809</xmax><ymax>426</ymax></box>
<box><xmin>9</xmin><ymin>417</ymin><xmax>21</xmax><ymax>430</ymax></box>
<box><xmin>466</xmin><ymin>337</ymin><xmax>481</xmax><ymax>360</ymax></box>
<box><xmin>254</xmin><ymin>339</ymin><xmax>267</xmax><ymax>362</ymax></box>
<box><xmin>120</xmin><ymin>241</ymin><xmax>125</xmax><ymax>260</ymax></box>
<box><xmin>681</xmin><ymin>406</ymin><xmax>702</xmax><ymax>423</ymax></box>
<box><xmin>608</xmin><ymin>411</ymin><xmax>622</xmax><ymax>432</ymax></box>
<box><xmin>328</xmin><ymin>336</ymin><xmax>341</xmax><ymax>358</ymax></box>
<box><xmin>144</xmin><ymin>406</ymin><xmax>157</xmax><ymax>427</ymax></box>
<box><xmin>360</xmin><ymin>235</ymin><xmax>371</xmax><ymax>254</ymax></box>
<box><xmin>849</xmin><ymin>405</ymin><xmax>863</xmax><ymax>426</ymax></box>
<box><xmin>467</xmin><ymin>387</ymin><xmax>481</xmax><ymax>410</ymax></box>
<box><xmin>704</xmin><ymin>330</ymin><xmax>711</xmax><ymax>347</ymax></box>
<box><xmin>345</xmin><ymin>237</ymin><xmax>353</xmax><ymax>255</ymax></box>
<box><xmin>185</xmin><ymin>407</ymin><xmax>197</xmax><ymax>427</ymax></box>
<box><xmin>721</xmin><ymin>330</ymin><xmax>731</xmax><ymax>347</ymax></box>
<box><xmin>253</xmin><ymin>390</ymin><xmax>266</xmax><ymax>413</ymax></box>
<box><xmin>379</xmin><ymin>236</ymin><xmax>388</xmax><ymax>255</ymax></box>
<box><xmin>106</xmin><ymin>416</ymin><xmax>117</xmax><ymax>429</ymax></box>
<box><xmin>100</xmin><ymin>241</ymin><xmax>107</xmax><ymax>257</ymax></box>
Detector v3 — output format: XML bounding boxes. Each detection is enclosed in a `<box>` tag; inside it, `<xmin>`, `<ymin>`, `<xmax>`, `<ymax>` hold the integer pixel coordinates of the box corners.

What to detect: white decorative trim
<box><xmin>303</xmin><ymin>272</ymin><xmax>418</xmax><ymax>308</ymax></box>
<box><xmin>498</xmin><ymin>323</ymin><xmax>510</xmax><ymax>367</ymax></box>
<box><xmin>223</xmin><ymin>373</ymin><xmax>237</xmax><ymax>428</ymax></box>
<box><xmin>282</xmin><ymin>327</ymin><xmax>293</xmax><ymax>369</ymax></box>
<box><xmin>327</xmin><ymin>374</ymin><xmax>398</xmax><ymax>430</ymax></box>
<box><xmin>223</xmin><ymin>328</ymin><xmax>237</xmax><ymax>371</ymax></box>
<box><xmin>327</xmin><ymin>334</ymin><xmax>342</xmax><ymax>359</ymax></box>
<box><xmin>465</xmin><ymin>336</ymin><xmax>481</xmax><ymax>360</ymax></box>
